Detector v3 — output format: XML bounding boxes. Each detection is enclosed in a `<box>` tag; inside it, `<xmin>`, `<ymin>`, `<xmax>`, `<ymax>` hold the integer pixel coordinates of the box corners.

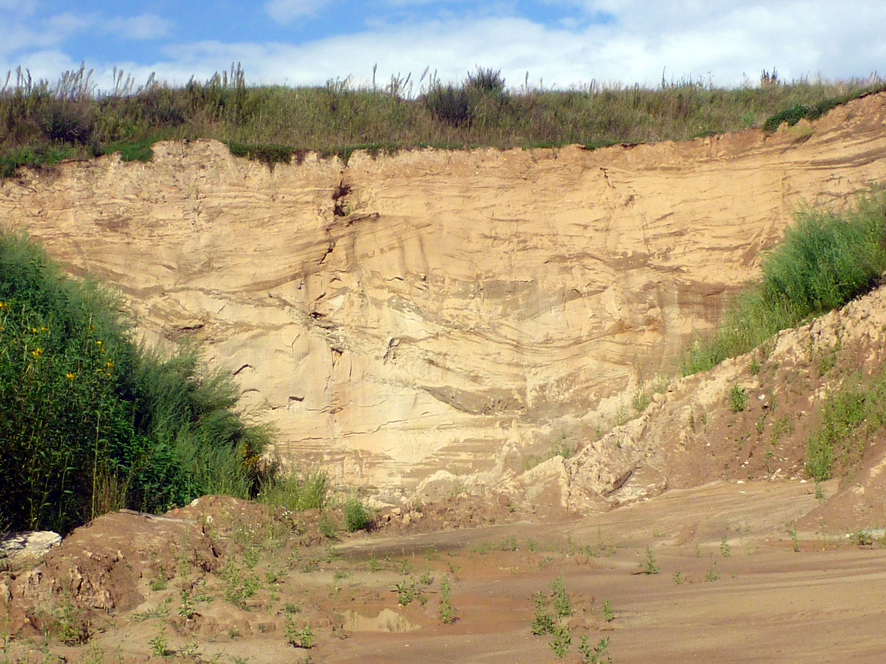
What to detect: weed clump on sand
<box><xmin>257</xmin><ymin>468</ymin><xmax>328</xmax><ymax>512</ymax></box>
<box><xmin>683</xmin><ymin>189</ymin><xmax>886</xmax><ymax>375</ymax></box>
<box><xmin>342</xmin><ymin>496</ymin><xmax>373</xmax><ymax>532</ymax></box>
<box><xmin>0</xmin><ymin>229</ymin><xmax>270</xmax><ymax>533</ymax></box>
<box><xmin>805</xmin><ymin>369</ymin><xmax>886</xmax><ymax>480</ymax></box>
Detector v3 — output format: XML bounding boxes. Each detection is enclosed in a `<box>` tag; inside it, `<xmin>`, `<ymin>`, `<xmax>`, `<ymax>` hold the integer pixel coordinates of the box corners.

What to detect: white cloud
<box><xmin>145</xmin><ymin>3</ymin><xmax>886</xmax><ymax>92</ymax></box>
<box><xmin>5</xmin><ymin>1</ymin><xmax>886</xmax><ymax>91</ymax></box>
<box><xmin>265</xmin><ymin>0</ymin><xmax>336</xmax><ymax>23</ymax></box>
<box><xmin>0</xmin><ymin>50</ymin><xmax>82</xmax><ymax>84</ymax></box>
<box><xmin>106</xmin><ymin>14</ymin><xmax>174</xmax><ymax>41</ymax></box>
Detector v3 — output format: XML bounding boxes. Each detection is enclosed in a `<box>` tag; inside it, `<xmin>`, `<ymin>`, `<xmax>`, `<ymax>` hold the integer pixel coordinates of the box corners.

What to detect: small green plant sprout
<box><xmin>729</xmin><ymin>384</ymin><xmax>747</xmax><ymax>413</ymax></box>
<box><xmin>579</xmin><ymin>635</ymin><xmax>613</xmax><ymax>664</ymax></box>
<box><xmin>640</xmin><ymin>546</ymin><xmax>660</xmax><ymax>574</ymax></box>
<box><xmin>178</xmin><ymin>589</ymin><xmax>196</xmax><ymax>619</ymax></box>
<box><xmin>720</xmin><ymin>535</ymin><xmax>732</xmax><ymax>557</ymax></box>
<box><xmin>318</xmin><ymin>513</ymin><xmax>337</xmax><ymax>539</ymax></box>
<box><xmin>150</xmin><ymin>563</ymin><xmax>168</xmax><ymax>591</ymax></box>
<box><xmin>632</xmin><ymin>390</ymin><xmax>651</xmax><ymax>412</ymax></box>
<box><xmin>853</xmin><ymin>529</ymin><xmax>874</xmax><ymax>547</ymax></box>
<box><xmin>555</xmin><ymin>433</ymin><xmax>575</xmax><ymax>459</ymax></box>
<box><xmin>748</xmin><ymin>356</ymin><xmax>761</xmax><ymax>375</ymax></box>
<box><xmin>814</xmin><ymin>483</ymin><xmax>825</xmax><ymax>503</ymax></box>
<box><xmin>394</xmin><ymin>578</ymin><xmax>419</xmax><ymax>606</ymax></box>
<box><xmin>531</xmin><ymin>592</ymin><xmax>556</xmax><ymax>635</ymax></box>
<box><xmin>439</xmin><ymin>575</ymin><xmax>456</xmax><ymax>624</ymax></box>
<box><xmin>601</xmin><ymin>598</ymin><xmax>615</xmax><ymax>622</ymax></box>
<box><xmin>549</xmin><ymin>621</ymin><xmax>572</xmax><ymax>659</ymax></box>
<box><xmin>551</xmin><ymin>576</ymin><xmax>572</xmax><ymax>616</ymax></box>
<box><xmin>419</xmin><ymin>562</ymin><xmax>433</xmax><ymax>585</ymax></box>
<box><xmin>148</xmin><ymin>631</ymin><xmax>173</xmax><ymax>657</ymax></box>
<box><xmin>285</xmin><ymin>620</ymin><xmax>314</xmax><ymax>649</ymax></box>
<box><xmin>705</xmin><ymin>557</ymin><xmax>719</xmax><ymax>582</ymax></box>
<box><xmin>672</xmin><ymin>571</ymin><xmax>684</xmax><ymax>585</ymax></box>
<box><xmin>368</xmin><ymin>550</ymin><xmax>380</xmax><ymax>573</ymax></box>
<box><xmin>788</xmin><ymin>525</ymin><xmax>800</xmax><ymax>552</ymax></box>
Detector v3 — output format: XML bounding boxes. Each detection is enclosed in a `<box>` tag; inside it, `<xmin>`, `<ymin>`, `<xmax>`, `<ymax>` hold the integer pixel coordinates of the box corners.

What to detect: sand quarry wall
<box><xmin>3</xmin><ymin>94</ymin><xmax>886</xmax><ymax>501</ymax></box>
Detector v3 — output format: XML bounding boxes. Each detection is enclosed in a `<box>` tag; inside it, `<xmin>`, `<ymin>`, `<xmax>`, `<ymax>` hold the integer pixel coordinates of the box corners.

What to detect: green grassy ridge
<box><xmin>682</xmin><ymin>188</ymin><xmax>886</xmax><ymax>376</ymax></box>
<box><xmin>0</xmin><ymin>229</ymin><xmax>271</xmax><ymax>534</ymax></box>
<box><xmin>761</xmin><ymin>81</ymin><xmax>886</xmax><ymax>133</ymax></box>
<box><xmin>1</xmin><ymin>64</ymin><xmax>883</xmax><ymax>177</ymax></box>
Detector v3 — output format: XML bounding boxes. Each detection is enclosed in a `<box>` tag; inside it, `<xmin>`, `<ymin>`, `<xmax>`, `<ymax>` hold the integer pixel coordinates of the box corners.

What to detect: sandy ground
<box><xmin>4</xmin><ymin>478</ymin><xmax>885</xmax><ymax>664</ymax></box>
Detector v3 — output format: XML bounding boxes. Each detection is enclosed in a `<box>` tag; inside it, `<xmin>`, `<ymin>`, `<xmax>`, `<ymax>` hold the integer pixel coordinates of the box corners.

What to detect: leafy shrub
<box><xmin>38</xmin><ymin>99</ymin><xmax>95</xmax><ymax>144</ymax></box>
<box><xmin>343</xmin><ymin>496</ymin><xmax>373</xmax><ymax>532</ymax></box>
<box><xmin>0</xmin><ymin>230</ymin><xmax>269</xmax><ymax>533</ymax></box>
<box><xmin>466</xmin><ymin>67</ymin><xmax>506</xmax><ymax>98</ymax></box>
<box><xmin>425</xmin><ymin>84</ymin><xmax>473</xmax><ymax>127</ymax></box>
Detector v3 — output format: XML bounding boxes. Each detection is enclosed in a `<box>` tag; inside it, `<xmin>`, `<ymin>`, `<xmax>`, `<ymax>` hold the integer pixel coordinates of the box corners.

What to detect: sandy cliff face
<box><xmin>3</xmin><ymin>94</ymin><xmax>886</xmax><ymax>502</ymax></box>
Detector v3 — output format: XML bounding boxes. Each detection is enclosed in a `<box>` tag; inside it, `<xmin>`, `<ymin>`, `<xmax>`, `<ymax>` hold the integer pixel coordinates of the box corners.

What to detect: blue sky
<box><xmin>1</xmin><ymin>1</ymin><xmax>884</xmax><ymax>92</ymax></box>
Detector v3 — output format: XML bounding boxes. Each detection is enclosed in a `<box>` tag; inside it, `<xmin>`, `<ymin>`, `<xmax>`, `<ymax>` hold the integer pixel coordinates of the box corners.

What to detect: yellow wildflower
<box><xmin>31</xmin><ymin>348</ymin><xmax>43</xmax><ymax>357</ymax></box>
<box><xmin>65</xmin><ymin>372</ymin><xmax>75</xmax><ymax>379</ymax></box>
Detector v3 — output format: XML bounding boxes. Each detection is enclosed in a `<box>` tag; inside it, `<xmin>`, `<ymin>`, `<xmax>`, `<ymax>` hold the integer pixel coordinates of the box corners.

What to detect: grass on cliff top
<box><xmin>1</xmin><ymin>64</ymin><xmax>885</xmax><ymax>176</ymax></box>
<box><xmin>682</xmin><ymin>188</ymin><xmax>886</xmax><ymax>376</ymax></box>
<box><xmin>0</xmin><ymin>228</ymin><xmax>273</xmax><ymax>534</ymax></box>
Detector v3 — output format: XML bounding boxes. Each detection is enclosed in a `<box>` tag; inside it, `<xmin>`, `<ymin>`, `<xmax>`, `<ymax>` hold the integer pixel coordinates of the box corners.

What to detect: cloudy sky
<box><xmin>1</xmin><ymin>1</ymin><xmax>883</xmax><ymax>93</ymax></box>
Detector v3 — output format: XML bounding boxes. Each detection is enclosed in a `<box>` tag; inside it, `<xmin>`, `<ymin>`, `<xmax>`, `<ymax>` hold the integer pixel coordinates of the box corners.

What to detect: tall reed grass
<box><xmin>1</xmin><ymin>64</ymin><xmax>884</xmax><ymax>176</ymax></box>
<box><xmin>682</xmin><ymin>189</ymin><xmax>886</xmax><ymax>375</ymax></box>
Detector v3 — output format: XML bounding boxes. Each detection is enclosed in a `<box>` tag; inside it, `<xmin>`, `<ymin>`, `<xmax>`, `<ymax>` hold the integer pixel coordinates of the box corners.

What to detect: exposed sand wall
<box><xmin>3</xmin><ymin>93</ymin><xmax>886</xmax><ymax>500</ymax></box>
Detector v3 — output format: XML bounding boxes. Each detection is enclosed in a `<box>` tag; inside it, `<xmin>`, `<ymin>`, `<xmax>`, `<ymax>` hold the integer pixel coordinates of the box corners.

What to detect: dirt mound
<box><xmin>1</xmin><ymin>509</ymin><xmax>222</xmax><ymax>638</ymax></box>
<box><xmin>539</xmin><ymin>281</ymin><xmax>886</xmax><ymax>534</ymax></box>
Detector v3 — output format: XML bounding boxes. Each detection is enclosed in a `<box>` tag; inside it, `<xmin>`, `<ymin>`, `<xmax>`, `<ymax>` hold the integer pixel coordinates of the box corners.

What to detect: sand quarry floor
<box><xmin>4</xmin><ymin>478</ymin><xmax>886</xmax><ymax>664</ymax></box>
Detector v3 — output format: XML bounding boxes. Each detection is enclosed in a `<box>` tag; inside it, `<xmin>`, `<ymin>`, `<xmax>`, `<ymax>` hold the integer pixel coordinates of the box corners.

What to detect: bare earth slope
<box><xmin>3</xmin><ymin>93</ymin><xmax>886</xmax><ymax>500</ymax></box>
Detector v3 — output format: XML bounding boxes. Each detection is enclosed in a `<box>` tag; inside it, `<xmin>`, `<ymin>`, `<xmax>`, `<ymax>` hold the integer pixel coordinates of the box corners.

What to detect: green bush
<box><xmin>425</xmin><ymin>83</ymin><xmax>474</xmax><ymax>127</ymax></box>
<box><xmin>0</xmin><ymin>229</ymin><xmax>270</xmax><ymax>533</ymax></box>
<box><xmin>683</xmin><ymin>189</ymin><xmax>886</xmax><ymax>375</ymax></box>
<box><xmin>343</xmin><ymin>496</ymin><xmax>373</xmax><ymax>532</ymax></box>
